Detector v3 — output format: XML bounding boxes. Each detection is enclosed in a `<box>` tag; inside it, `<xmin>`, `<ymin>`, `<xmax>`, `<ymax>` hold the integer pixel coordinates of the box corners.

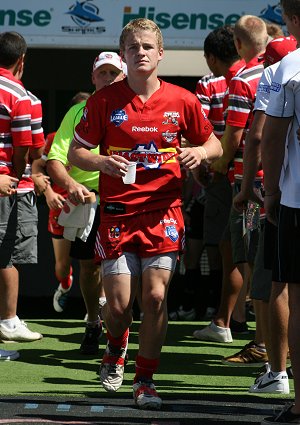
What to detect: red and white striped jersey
<box><xmin>18</xmin><ymin>90</ymin><xmax>45</xmax><ymax>193</ymax></box>
<box><xmin>225</xmin><ymin>56</ymin><xmax>265</xmax><ymax>181</ymax></box>
<box><xmin>195</xmin><ymin>73</ymin><xmax>227</xmax><ymax>139</ymax></box>
<box><xmin>0</xmin><ymin>67</ymin><xmax>32</xmax><ymax>178</ymax></box>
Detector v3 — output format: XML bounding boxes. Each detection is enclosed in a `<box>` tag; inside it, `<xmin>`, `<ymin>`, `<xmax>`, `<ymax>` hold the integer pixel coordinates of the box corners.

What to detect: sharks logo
<box><xmin>259</xmin><ymin>3</ymin><xmax>284</xmax><ymax>26</ymax></box>
<box><xmin>63</xmin><ymin>1</ymin><xmax>105</xmax><ymax>34</ymax></box>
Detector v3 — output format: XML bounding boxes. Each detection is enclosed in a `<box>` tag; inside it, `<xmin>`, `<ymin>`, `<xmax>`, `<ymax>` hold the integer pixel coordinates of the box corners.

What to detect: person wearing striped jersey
<box><xmin>194</xmin><ymin>16</ymin><xmax>268</xmax><ymax>346</ymax></box>
<box><xmin>0</xmin><ymin>32</ymin><xmax>44</xmax><ymax>353</ymax></box>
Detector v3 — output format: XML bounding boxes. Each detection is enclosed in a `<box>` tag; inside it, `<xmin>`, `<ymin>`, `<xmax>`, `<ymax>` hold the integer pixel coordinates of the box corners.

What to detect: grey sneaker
<box><xmin>0</xmin><ymin>320</ymin><xmax>43</xmax><ymax>342</ymax></box>
<box><xmin>100</xmin><ymin>334</ymin><xmax>129</xmax><ymax>392</ymax></box>
<box><xmin>133</xmin><ymin>379</ymin><xmax>162</xmax><ymax>410</ymax></box>
<box><xmin>193</xmin><ymin>321</ymin><xmax>233</xmax><ymax>343</ymax></box>
<box><xmin>53</xmin><ymin>281</ymin><xmax>73</xmax><ymax>313</ymax></box>
<box><xmin>0</xmin><ymin>349</ymin><xmax>20</xmax><ymax>361</ymax></box>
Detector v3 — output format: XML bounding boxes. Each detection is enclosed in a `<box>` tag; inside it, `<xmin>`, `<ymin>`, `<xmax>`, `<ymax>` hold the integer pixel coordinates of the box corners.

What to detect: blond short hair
<box><xmin>119</xmin><ymin>18</ymin><xmax>163</xmax><ymax>51</ymax></box>
<box><xmin>234</xmin><ymin>15</ymin><xmax>268</xmax><ymax>51</ymax></box>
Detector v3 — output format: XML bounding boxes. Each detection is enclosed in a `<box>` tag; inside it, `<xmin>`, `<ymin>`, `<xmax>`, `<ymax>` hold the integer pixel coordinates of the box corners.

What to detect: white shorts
<box><xmin>101</xmin><ymin>251</ymin><xmax>178</xmax><ymax>277</ymax></box>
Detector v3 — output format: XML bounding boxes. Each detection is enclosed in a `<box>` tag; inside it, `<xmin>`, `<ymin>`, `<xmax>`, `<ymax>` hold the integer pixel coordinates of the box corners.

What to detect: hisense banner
<box><xmin>0</xmin><ymin>0</ymin><xmax>284</xmax><ymax>49</ymax></box>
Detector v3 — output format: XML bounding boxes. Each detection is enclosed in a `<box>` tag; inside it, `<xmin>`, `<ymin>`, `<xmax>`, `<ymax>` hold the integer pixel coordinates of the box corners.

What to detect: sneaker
<box><xmin>203</xmin><ymin>306</ymin><xmax>217</xmax><ymax>320</ymax></box>
<box><xmin>0</xmin><ymin>320</ymin><xmax>42</xmax><ymax>342</ymax></box>
<box><xmin>133</xmin><ymin>379</ymin><xmax>162</xmax><ymax>410</ymax></box>
<box><xmin>193</xmin><ymin>321</ymin><xmax>233</xmax><ymax>343</ymax></box>
<box><xmin>169</xmin><ymin>306</ymin><xmax>196</xmax><ymax>321</ymax></box>
<box><xmin>222</xmin><ymin>341</ymin><xmax>268</xmax><ymax>366</ymax></box>
<box><xmin>100</xmin><ymin>335</ymin><xmax>129</xmax><ymax>392</ymax></box>
<box><xmin>80</xmin><ymin>322</ymin><xmax>103</xmax><ymax>355</ymax></box>
<box><xmin>249</xmin><ymin>370</ymin><xmax>289</xmax><ymax>394</ymax></box>
<box><xmin>230</xmin><ymin>318</ymin><xmax>249</xmax><ymax>334</ymax></box>
<box><xmin>0</xmin><ymin>349</ymin><xmax>20</xmax><ymax>361</ymax></box>
<box><xmin>261</xmin><ymin>403</ymin><xmax>300</xmax><ymax>424</ymax></box>
<box><xmin>53</xmin><ymin>280</ymin><xmax>73</xmax><ymax>313</ymax></box>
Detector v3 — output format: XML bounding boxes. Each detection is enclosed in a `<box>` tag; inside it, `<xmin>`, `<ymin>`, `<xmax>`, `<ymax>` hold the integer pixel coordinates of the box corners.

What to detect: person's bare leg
<box><xmin>232</xmin><ymin>262</ymin><xmax>250</xmax><ymax>323</ymax></box>
<box><xmin>79</xmin><ymin>259</ymin><xmax>101</xmax><ymax>322</ymax></box>
<box><xmin>138</xmin><ymin>267</ymin><xmax>172</xmax><ymax>359</ymax></box>
<box><xmin>268</xmin><ymin>282</ymin><xmax>289</xmax><ymax>372</ymax></box>
<box><xmin>0</xmin><ymin>267</ymin><xmax>18</xmax><ymax>319</ymax></box>
<box><xmin>52</xmin><ymin>238</ymin><xmax>72</xmax><ymax>279</ymax></box>
<box><xmin>214</xmin><ymin>239</ymin><xmax>244</xmax><ymax>328</ymax></box>
<box><xmin>288</xmin><ymin>283</ymin><xmax>300</xmax><ymax>414</ymax></box>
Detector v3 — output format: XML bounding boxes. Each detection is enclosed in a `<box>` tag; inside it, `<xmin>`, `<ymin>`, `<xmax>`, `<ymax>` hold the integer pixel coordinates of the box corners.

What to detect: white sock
<box><xmin>0</xmin><ymin>316</ymin><xmax>21</xmax><ymax>329</ymax></box>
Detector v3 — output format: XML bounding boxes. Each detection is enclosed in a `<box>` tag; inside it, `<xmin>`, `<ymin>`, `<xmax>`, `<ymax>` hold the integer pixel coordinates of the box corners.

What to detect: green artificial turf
<box><xmin>0</xmin><ymin>320</ymin><xmax>293</xmax><ymax>399</ymax></box>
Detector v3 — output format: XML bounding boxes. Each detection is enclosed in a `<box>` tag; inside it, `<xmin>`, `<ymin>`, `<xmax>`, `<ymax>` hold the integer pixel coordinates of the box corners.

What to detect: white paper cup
<box><xmin>122</xmin><ymin>162</ymin><xmax>136</xmax><ymax>184</ymax></box>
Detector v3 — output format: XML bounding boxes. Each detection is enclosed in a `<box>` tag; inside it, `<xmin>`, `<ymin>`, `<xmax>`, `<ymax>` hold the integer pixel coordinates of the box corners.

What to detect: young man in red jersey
<box><xmin>68</xmin><ymin>18</ymin><xmax>222</xmax><ymax>410</ymax></box>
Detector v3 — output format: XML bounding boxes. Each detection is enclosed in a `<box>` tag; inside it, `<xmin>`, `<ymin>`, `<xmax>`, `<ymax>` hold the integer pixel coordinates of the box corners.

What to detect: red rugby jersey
<box><xmin>74</xmin><ymin>78</ymin><xmax>213</xmax><ymax>217</ymax></box>
<box><xmin>0</xmin><ymin>68</ymin><xmax>32</xmax><ymax>178</ymax></box>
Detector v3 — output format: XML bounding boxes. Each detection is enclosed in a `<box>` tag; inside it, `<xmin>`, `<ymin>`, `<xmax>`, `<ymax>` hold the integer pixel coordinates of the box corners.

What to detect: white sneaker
<box><xmin>53</xmin><ymin>281</ymin><xmax>72</xmax><ymax>313</ymax></box>
<box><xmin>133</xmin><ymin>379</ymin><xmax>162</xmax><ymax>410</ymax></box>
<box><xmin>169</xmin><ymin>306</ymin><xmax>196</xmax><ymax>321</ymax></box>
<box><xmin>100</xmin><ymin>333</ymin><xmax>129</xmax><ymax>392</ymax></box>
<box><xmin>0</xmin><ymin>320</ymin><xmax>43</xmax><ymax>342</ymax></box>
<box><xmin>249</xmin><ymin>370</ymin><xmax>290</xmax><ymax>394</ymax></box>
<box><xmin>0</xmin><ymin>349</ymin><xmax>20</xmax><ymax>361</ymax></box>
<box><xmin>193</xmin><ymin>321</ymin><xmax>233</xmax><ymax>343</ymax></box>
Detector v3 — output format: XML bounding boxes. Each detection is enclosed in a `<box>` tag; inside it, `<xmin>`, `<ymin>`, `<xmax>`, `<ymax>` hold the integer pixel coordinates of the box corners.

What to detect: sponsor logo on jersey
<box><xmin>270</xmin><ymin>81</ymin><xmax>281</xmax><ymax>92</ymax></box>
<box><xmin>160</xmin><ymin>217</ymin><xmax>178</xmax><ymax>225</ymax></box>
<box><xmin>110</xmin><ymin>109</ymin><xmax>128</xmax><ymax>127</ymax></box>
<box><xmin>110</xmin><ymin>141</ymin><xmax>176</xmax><ymax>169</ymax></box>
<box><xmin>162</xmin><ymin>111</ymin><xmax>180</xmax><ymax>125</ymax></box>
<box><xmin>82</xmin><ymin>106</ymin><xmax>88</xmax><ymax>120</ymax></box>
<box><xmin>165</xmin><ymin>225</ymin><xmax>179</xmax><ymax>243</ymax></box>
<box><xmin>257</xmin><ymin>84</ymin><xmax>270</xmax><ymax>94</ymax></box>
<box><xmin>132</xmin><ymin>126</ymin><xmax>158</xmax><ymax>132</ymax></box>
<box><xmin>162</xmin><ymin>130</ymin><xmax>177</xmax><ymax>143</ymax></box>
<box><xmin>108</xmin><ymin>226</ymin><xmax>120</xmax><ymax>239</ymax></box>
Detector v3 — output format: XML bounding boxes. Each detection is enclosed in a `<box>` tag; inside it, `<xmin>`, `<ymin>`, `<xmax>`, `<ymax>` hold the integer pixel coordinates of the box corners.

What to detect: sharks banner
<box><xmin>0</xmin><ymin>0</ymin><xmax>284</xmax><ymax>49</ymax></box>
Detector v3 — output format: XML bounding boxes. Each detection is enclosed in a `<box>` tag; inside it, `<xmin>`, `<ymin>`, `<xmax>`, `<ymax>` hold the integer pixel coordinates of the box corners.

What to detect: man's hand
<box><xmin>233</xmin><ymin>187</ymin><xmax>263</xmax><ymax>213</ymax></box>
<box><xmin>44</xmin><ymin>188</ymin><xmax>65</xmax><ymax>210</ymax></box>
<box><xmin>210</xmin><ymin>157</ymin><xmax>229</xmax><ymax>175</ymax></box>
<box><xmin>264</xmin><ymin>191</ymin><xmax>281</xmax><ymax>226</ymax></box>
<box><xmin>99</xmin><ymin>154</ymin><xmax>130</xmax><ymax>177</ymax></box>
<box><xmin>32</xmin><ymin>173</ymin><xmax>50</xmax><ymax>195</ymax></box>
<box><xmin>67</xmin><ymin>181</ymin><xmax>91</xmax><ymax>204</ymax></box>
<box><xmin>0</xmin><ymin>175</ymin><xmax>19</xmax><ymax>196</ymax></box>
<box><xmin>176</xmin><ymin>146</ymin><xmax>206</xmax><ymax>169</ymax></box>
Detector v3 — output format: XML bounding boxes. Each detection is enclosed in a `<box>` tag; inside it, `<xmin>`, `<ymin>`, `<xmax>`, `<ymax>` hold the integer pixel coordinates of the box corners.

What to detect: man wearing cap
<box><xmin>231</xmin><ymin>35</ymin><xmax>297</xmax><ymax>394</ymax></box>
<box><xmin>46</xmin><ymin>52</ymin><xmax>126</xmax><ymax>355</ymax></box>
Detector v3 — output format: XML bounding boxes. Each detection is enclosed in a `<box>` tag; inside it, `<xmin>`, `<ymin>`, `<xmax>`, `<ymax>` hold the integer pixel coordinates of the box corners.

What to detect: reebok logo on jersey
<box><xmin>110</xmin><ymin>109</ymin><xmax>128</xmax><ymax>127</ymax></box>
<box><xmin>132</xmin><ymin>126</ymin><xmax>158</xmax><ymax>132</ymax></box>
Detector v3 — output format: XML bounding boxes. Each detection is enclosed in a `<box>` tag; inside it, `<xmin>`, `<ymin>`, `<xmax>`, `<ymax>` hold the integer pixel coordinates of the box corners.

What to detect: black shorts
<box><xmin>185</xmin><ymin>197</ymin><xmax>205</xmax><ymax>240</ymax></box>
<box><xmin>70</xmin><ymin>205</ymin><xmax>100</xmax><ymax>260</ymax></box>
<box><xmin>273</xmin><ymin>205</ymin><xmax>300</xmax><ymax>283</ymax></box>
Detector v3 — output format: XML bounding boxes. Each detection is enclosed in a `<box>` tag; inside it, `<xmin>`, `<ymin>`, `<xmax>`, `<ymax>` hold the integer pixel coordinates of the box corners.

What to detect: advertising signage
<box><xmin>0</xmin><ymin>1</ymin><xmax>283</xmax><ymax>49</ymax></box>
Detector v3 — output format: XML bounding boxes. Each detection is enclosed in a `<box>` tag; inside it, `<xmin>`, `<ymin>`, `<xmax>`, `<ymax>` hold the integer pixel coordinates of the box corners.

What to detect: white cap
<box><xmin>93</xmin><ymin>52</ymin><xmax>127</xmax><ymax>74</ymax></box>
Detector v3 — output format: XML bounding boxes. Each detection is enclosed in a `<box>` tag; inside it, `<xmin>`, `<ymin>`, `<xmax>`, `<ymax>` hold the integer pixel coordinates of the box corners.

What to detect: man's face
<box><xmin>92</xmin><ymin>63</ymin><xmax>125</xmax><ymax>91</ymax></box>
<box><xmin>121</xmin><ymin>29</ymin><xmax>163</xmax><ymax>75</ymax></box>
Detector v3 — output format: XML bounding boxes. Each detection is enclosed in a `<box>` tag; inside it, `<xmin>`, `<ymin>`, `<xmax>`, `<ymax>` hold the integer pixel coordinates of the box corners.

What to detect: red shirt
<box><xmin>74</xmin><ymin>78</ymin><xmax>213</xmax><ymax>217</ymax></box>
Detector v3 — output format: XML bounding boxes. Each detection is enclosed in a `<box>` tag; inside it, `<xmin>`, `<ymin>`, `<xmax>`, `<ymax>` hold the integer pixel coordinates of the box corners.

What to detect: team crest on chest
<box><xmin>162</xmin><ymin>111</ymin><xmax>180</xmax><ymax>126</ymax></box>
<box><xmin>165</xmin><ymin>225</ymin><xmax>179</xmax><ymax>242</ymax></box>
<box><xmin>162</xmin><ymin>130</ymin><xmax>177</xmax><ymax>143</ymax></box>
<box><xmin>110</xmin><ymin>109</ymin><xmax>128</xmax><ymax>127</ymax></box>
